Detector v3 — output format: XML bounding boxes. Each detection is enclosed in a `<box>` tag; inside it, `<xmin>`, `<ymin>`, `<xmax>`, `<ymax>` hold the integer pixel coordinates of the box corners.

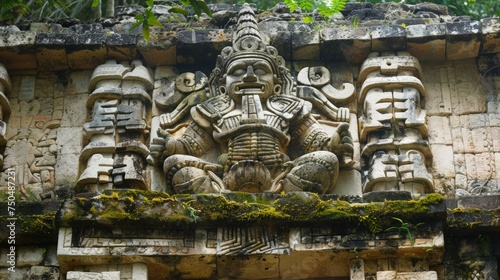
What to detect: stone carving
<box><xmin>0</xmin><ymin>63</ymin><xmax>11</xmax><ymax>167</ymax></box>
<box><xmin>76</xmin><ymin>59</ymin><xmax>153</xmax><ymax>193</ymax></box>
<box><xmin>218</xmin><ymin>226</ymin><xmax>289</xmax><ymax>255</ymax></box>
<box><xmin>3</xmin><ymin>94</ymin><xmax>61</xmax><ymax>201</ymax></box>
<box><xmin>67</xmin><ymin>271</ymin><xmax>121</xmax><ymax>280</ymax></box>
<box><xmin>358</xmin><ymin>52</ymin><xmax>434</xmax><ymax>195</ymax></box>
<box><xmin>149</xmin><ymin>4</ymin><xmax>354</xmax><ymax>194</ymax></box>
<box><xmin>376</xmin><ymin>271</ymin><xmax>437</xmax><ymax>280</ymax></box>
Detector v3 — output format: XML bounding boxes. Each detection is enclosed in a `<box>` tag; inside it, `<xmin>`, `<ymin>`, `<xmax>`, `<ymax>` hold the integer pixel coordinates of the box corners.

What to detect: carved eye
<box><xmin>232</xmin><ymin>68</ymin><xmax>246</xmax><ymax>76</ymax></box>
<box><xmin>254</xmin><ymin>68</ymin><xmax>267</xmax><ymax>75</ymax></box>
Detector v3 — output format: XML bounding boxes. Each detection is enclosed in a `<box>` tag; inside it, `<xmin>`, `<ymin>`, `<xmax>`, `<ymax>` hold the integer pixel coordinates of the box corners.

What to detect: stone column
<box><xmin>358</xmin><ymin>52</ymin><xmax>434</xmax><ymax>196</ymax></box>
<box><xmin>76</xmin><ymin>60</ymin><xmax>153</xmax><ymax>193</ymax></box>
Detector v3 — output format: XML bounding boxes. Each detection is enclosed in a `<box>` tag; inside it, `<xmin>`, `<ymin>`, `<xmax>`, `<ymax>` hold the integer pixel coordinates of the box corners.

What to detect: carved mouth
<box><xmin>234</xmin><ymin>83</ymin><xmax>266</xmax><ymax>94</ymax></box>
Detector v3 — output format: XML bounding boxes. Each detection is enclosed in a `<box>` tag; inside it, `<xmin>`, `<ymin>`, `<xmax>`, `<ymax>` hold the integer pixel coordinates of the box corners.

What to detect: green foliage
<box><xmin>283</xmin><ymin>0</ymin><xmax>347</xmax><ymax>22</ymax></box>
<box><xmin>131</xmin><ymin>0</ymin><xmax>213</xmax><ymax>41</ymax></box>
<box><xmin>385</xmin><ymin>217</ymin><xmax>424</xmax><ymax>247</ymax></box>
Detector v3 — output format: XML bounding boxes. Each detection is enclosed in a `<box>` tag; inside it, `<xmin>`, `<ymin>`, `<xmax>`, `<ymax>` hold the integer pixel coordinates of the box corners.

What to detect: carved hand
<box><xmin>147</xmin><ymin>128</ymin><xmax>176</xmax><ymax>165</ymax></box>
<box><xmin>335</xmin><ymin>107</ymin><xmax>350</xmax><ymax>122</ymax></box>
<box><xmin>329</xmin><ymin>122</ymin><xmax>354</xmax><ymax>167</ymax></box>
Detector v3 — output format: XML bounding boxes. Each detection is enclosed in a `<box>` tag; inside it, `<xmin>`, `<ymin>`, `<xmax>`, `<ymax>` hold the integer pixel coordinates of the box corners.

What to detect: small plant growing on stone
<box><xmin>130</xmin><ymin>0</ymin><xmax>212</xmax><ymax>40</ymax></box>
<box><xmin>284</xmin><ymin>0</ymin><xmax>347</xmax><ymax>22</ymax></box>
<box><xmin>386</xmin><ymin>217</ymin><xmax>424</xmax><ymax>247</ymax></box>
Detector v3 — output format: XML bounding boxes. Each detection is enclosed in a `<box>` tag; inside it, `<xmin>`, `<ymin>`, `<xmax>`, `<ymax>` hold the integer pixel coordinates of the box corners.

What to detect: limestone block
<box><xmin>61</xmin><ymin>94</ymin><xmax>88</xmax><ymax>127</ymax></box>
<box><xmin>406</xmin><ymin>23</ymin><xmax>446</xmax><ymax>61</ymax></box>
<box><xmin>67</xmin><ymin>71</ymin><xmax>92</xmax><ymax>95</ymax></box>
<box><xmin>29</xmin><ymin>266</ymin><xmax>60</xmax><ymax>280</ymax></box>
<box><xmin>292</xmin><ymin>31</ymin><xmax>320</xmax><ymax>60</ymax></box>
<box><xmin>451</xmin><ymin>60</ymin><xmax>486</xmax><ymax>115</ymax></box>
<box><xmin>480</xmin><ymin>18</ymin><xmax>500</xmax><ymax>54</ymax></box>
<box><xmin>175</xmin><ymin>255</ymin><xmax>216</xmax><ymax>279</ymax></box>
<box><xmin>430</xmin><ymin>144</ymin><xmax>454</xmax><ymax>178</ymax></box>
<box><xmin>423</xmin><ymin>66</ymin><xmax>453</xmax><ymax>116</ymax></box>
<box><xmin>67</xmin><ymin>271</ymin><xmax>120</xmax><ymax>280</ymax></box>
<box><xmin>107</xmin><ymin>33</ymin><xmax>138</xmax><ymax>61</ymax></box>
<box><xmin>65</xmin><ymin>32</ymin><xmax>107</xmax><ymax>69</ymax></box>
<box><xmin>137</xmin><ymin>31</ymin><xmax>177</xmax><ymax>66</ymax></box>
<box><xmin>350</xmin><ymin>259</ymin><xmax>365</xmax><ymax>280</ymax></box>
<box><xmin>73</xmin><ymin>263</ymin><xmax>147</xmax><ymax>280</ymax></box>
<box><xmin>465</xmin><ymin>152</ymin><xmax>494</xmax><ymax>180</ymax></box>
<box><xmin>217</xmin><ymin>255</ymin><xmax>279</xmax><ymax>279</ymax></box>
<box><xmin>280</xmin><ymin>251</ymin><xmax>351</xmax><ymax>279</ymax></box>
<box><xmin>446</xmin><ymin>21</ymin><xmax>481</xmax><ymax>60</ymax></box>
<box><xmin>176</xmin><ymin>30</ymin><xmax>232</xmax><ymax>64</ymax></box>
<box><xmin>17</xmin><ymin>246</ymin><xmax>45</xmax><ymax>267</ymax></box>
<box><xmin>377</xmin><ymin>271</ymin><xmax>437</xmax><ymax>280</ymax></box>
<box><xmin>0</xmin><ymin>30</ymin><xmax>37</xmax><ymax>69</ymax></box>
<box><xmin>427</xmin><ymin>116</ymin><xmax>452</xmax><ymax>145</ymax></box>
<box><xmin>258</xmin><ymin>22</ymin><xmax>291</xmax><ymax>60</ymax></box>
<box><xmin>56</xmin><ymin>127</ymin><xmax>83</xmax><ymax>154</ymax></box>
<box><xmin>369</xmin><ymin>25</ymin><xmax>406</xmax><ymax>52</ymax></box>
<box><xmin>35</xmin><ymin>33</ymin><xmax>68</xmax><ymax>70</ymax></box>
<box><xmin>320</xmin><ymin>27</ymin><xmax>371</xmax><ymax>63</ymax></box>
<box><xmin>0</xmin><ymin>267</ymin><xmax>29</xmax><ymax>280</ymax></box>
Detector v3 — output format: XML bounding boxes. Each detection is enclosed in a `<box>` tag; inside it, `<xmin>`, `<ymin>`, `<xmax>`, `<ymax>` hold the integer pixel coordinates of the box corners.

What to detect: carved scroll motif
<box><xmin>76</xmin><ymin>60</ymin><xmax>153</xmax><ymax>193</ymax></box>
<box><xmin>358</xmin><ymin>52</ymin><xmax>434</xmax><ymax>194</ymax></box>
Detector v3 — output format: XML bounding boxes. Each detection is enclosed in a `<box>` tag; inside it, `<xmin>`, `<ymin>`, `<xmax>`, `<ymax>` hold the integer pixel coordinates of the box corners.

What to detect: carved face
<box><xmin>225</xmin><ymin>58</ymin><xmax>278</xmax><ymax>101</ymax></box>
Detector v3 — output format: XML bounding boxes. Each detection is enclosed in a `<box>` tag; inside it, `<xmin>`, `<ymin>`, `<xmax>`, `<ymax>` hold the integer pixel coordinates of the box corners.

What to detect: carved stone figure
<box><xmin>76</xmin><ymin>60</ymin><xmax>153</xmax><ymax>193</ymax></box>
<box><xmin>358</xmin><ymin>52</ymin><xmax>434</xmax><ymax>194</ymax></box>
<box><xmin>149</xmin><ymin>4</ymin><xmax>353</xmax><ymax>194</ymax></box>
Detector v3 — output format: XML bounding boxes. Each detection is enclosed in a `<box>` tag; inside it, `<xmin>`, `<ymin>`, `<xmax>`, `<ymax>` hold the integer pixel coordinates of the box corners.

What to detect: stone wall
<box><xmin>0</xmin><ymin>2</ymin><xmax>499</xmax><ymax>280</ymax></box>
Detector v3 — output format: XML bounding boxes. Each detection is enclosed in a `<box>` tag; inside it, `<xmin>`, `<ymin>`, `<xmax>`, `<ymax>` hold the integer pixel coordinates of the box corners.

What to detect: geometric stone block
<box><xmin>369</xmin><ymin>25</ymin><xmax>406</xmax><ymax>53</ymax></box>
<box><xmin>480</xmin><ymin>18</ymin><xmax>500</xmax><ymax>54</ymax></box>
<box><xmin>407</xmin><ymin>24</ymin><xmax>446</xmax><ymax>61</ymax></box>
<box><xmin>320</xmin><ymin>27</ymin><xmax>371</xmax><ymax>63</ymax></box>
<box><xmin>446</xmin><ymin>21</ymin><xmax>481</xmax><ymax>60</ymax></box>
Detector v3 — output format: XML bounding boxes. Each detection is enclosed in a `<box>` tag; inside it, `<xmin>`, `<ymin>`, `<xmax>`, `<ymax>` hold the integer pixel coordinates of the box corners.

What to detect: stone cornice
<box><xmin>0</xmin><ymin>3</ymin><xmax>498</xmax><ymax>70</ymax></box>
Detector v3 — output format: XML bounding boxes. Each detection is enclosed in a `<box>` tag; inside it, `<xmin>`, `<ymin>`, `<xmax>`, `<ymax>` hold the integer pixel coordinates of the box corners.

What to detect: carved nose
<box><xmin>242</xmin><ymin>66</ymin><xmax>257</xmax><ymax>82</ymax></box>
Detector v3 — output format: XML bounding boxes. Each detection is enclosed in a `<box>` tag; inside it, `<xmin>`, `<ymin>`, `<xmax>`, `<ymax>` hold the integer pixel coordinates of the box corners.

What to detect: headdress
<box><xmin>208</xmin><ymin>4</ymin><xmax>295</xmax><ymax>97</ymax></box>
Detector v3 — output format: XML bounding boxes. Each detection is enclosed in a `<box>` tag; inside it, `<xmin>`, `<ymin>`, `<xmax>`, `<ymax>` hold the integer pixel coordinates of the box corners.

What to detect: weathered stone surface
<box><xmin>35</xmin><ymin>33</ymin><xmax>69</xmax><ymax>71</ymax></box>
<box><xmin>320</xmin><ymin>27</ymin><xmax>371</xmax><ymax>63</ymax></box>
<box><xmin>0</xmin><ymin>30</ymin><xmax>37</xmax><ymax>69</ymax></box>
<box><xmin>446</xmin><ymin>21</ymin><xmax>482</xmax><ymax>60</ymax></box>
<box><xmin>106</xmin><ymin>33</ymin><xmax>138</xmax><ymax>61</ymax></box>
<box><xmin>406</xmin><ymin>24</ymin><xmax>446</xmax><ymax>61</ymax></box>
<box><xmin>29</xmin><ymin>266</ymin><xmax>60</xmax><ymax>280</ymax></box>
<box><xmin>369</xmin><ymin>25</ymin><xmax>406</xmax><ymax>52</ymax></box>
<box><xmin>65</xmin><ymin>33</ymin><xmax>107</xmax><ymax>69</ymax></box>
<box><xmin>481</xmin><ymin>18</ymin><xmax>500</xmax><ymax>53</ymax></box>
<box><xmin>176</xmin><ymin>29</ymin><xmax>231</xmax><ymax>64</ymax></box>
<box><xmin>137</xmin><ymin>31</ymin><xmax>177</xmax><ymax>66</ymax></box>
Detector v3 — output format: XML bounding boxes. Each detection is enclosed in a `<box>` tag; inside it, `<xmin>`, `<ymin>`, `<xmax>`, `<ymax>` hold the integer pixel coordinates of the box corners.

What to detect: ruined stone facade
<box><xmin>1</xmin><ymin>2</ymin><xmax>500</xmax><ymax>280</ymax></box>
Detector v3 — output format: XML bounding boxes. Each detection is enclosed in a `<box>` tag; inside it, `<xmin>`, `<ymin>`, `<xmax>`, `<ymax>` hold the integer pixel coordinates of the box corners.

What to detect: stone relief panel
<box><xmin>358</xmin><ymin>52</ymin><xmax>434</xmax><ymax>195</ymax></box>
<box><xmin>149</xmin><ymin>4</ymin><xmax>357</xmax><ymax>195</ymax></box>
<box><xmin>0</xmin><ymin>71</ymin><xmax>63</xmax><ymax>201</ymax></box>
<box><xmin>76</xmin><ymin>59</ymin><xmax>153</xmax><ymax>193</ymax></box>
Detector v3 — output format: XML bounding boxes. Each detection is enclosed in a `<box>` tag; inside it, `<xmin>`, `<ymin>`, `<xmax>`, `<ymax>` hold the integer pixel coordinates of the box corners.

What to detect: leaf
<box><xmin>197</xmin><ymin>0</ymin><xmax>213</xmax><ymax>18</ymax></box>
<box><xmin>180</xmin><ymin>0</ymin><xmax>190</xmax><ymax>6</ymax></box>
<box><xmin>169</xmin><ymin>7</ymin><xmax>188</xmax><ymax>17</ymax></box>
<box><xmin>146</xmin><ymin>0</ymin><xmax>154</xmax><ymax>8</ymax></box>
<box><xmin>284</xmin><ymin>0</ymin><xmax>298</xmax><ymax>13</ymax></box>
<box><xmin>298</xmin><ymin>0</ymin><xmax>315</xmax><ymax>12</ymax></box>
<box><xmin>190</xmin><ymin>0</ymin><xmax>202</xmax><ymax>17</ymax></box>
<box><xmin>91</xmin><ymin>0</ymin><xmax>99</xmax><ymax>8</ymax></box>
<box><xmin>143</xmin><ymin>22</ymin><xmax>151</xmax><ymax>41</ymax></box>
<box><xmin>317</xmin><ymin>5</ymin><xmax>334</xmax><ymax>18</ymax></box>
<box><xmin>130</xmin><ymin>14</ymin><xmax>144</xmax><ymax>31</ymax></box>
<box><xmin>146</xmin><ymin>9</ymin><xmax>163</xmax><ymax>27</ymax></box>
<box><xmin>303</xmin><ymin>15</ymin><xmax>314</xmax><ymax>23</ymax></box>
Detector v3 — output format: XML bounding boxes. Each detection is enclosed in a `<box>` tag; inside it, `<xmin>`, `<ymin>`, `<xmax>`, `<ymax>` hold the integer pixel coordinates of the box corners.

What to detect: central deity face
<box><xmin>225</xmin><ymin>57</ymin><xmax>277</xmax><ymax>100</ymax></box>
